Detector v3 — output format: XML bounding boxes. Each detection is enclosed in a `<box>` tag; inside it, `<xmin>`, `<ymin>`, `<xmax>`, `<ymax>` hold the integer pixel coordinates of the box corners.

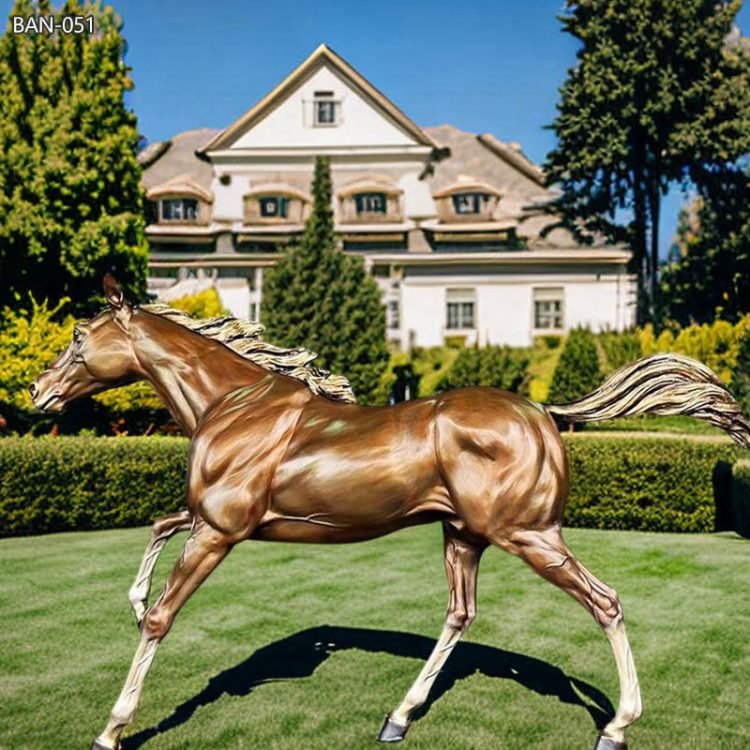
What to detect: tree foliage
<box><xmin>730</xmin><ymin>326</ymin><xmax>750</xmax><ymax>416</ymax></box>
<box><xmin>0</xmin><ymin>0</ymin><xmax>148</xmax><ymax>315</ymax></box>
<box><xmin>0</xmin><ymin>298</ymin><xmax>166</xmax><ymax>433</ymax></box>
<box><xmin>659</xmin><ymin>169</ymin><xmax>750</xmax><ymax>325</ymax></box>
<box><xmin>548</xmin><ymin>327</ymin><xmax>602</xmax><ymax>403</ymax></box>
<box><xmin>545</xmin><ymin>0</ymin><xmax>750</xmax><ymax>320</ymax></box>
<box><xmin>437</xmin><ymin>346</ymin><xmax>530</xmax><ymax>394</ymax></box>
<box><xmin>261</xmin><ymin>157</ymin><xmax>389</xmax><ymax>402</ymax></box>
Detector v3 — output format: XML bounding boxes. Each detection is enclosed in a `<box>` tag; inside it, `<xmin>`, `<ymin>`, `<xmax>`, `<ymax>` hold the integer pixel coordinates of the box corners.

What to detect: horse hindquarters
<box><xmin>435</xmin><ymin>392</ymin><xmax>641</xmax><ymax>747</ymax></box>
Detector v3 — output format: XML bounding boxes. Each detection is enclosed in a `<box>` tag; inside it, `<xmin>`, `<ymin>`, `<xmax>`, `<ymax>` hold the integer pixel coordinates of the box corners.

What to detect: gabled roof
<box><xmin>199</xmin><ymin>44</ymin><xmax>437</xmax><ymax>153</ymax></box>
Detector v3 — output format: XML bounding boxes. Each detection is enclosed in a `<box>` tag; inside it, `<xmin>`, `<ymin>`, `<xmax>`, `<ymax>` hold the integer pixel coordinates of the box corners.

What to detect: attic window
<box><xmin>160</xmin><ymin>198</ymin><xmax>198</xmax><ymax>222</ymax></box>
<box><xmin>452</xmin><ymin>193</ymin><xmax>488</xmax><ymax>215</ymax></box>
<box><xmin>313</xmin><ymin>91</ymin><xmax>339</xmax><ymax>126</ymax></box>
<box><xmin>355</xmin><ymin>192</ymin><xmax>386</xmax><ymax>214</ymax></box>
<box><xmin>259</xmin><ymin>196</ymin><xmax>289</xmax><ymax>218</ymax></box>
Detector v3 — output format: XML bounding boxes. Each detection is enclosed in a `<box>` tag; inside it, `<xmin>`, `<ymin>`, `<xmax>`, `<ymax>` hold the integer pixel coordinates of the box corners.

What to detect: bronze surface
<box><xmin>29</xmin><ymin>276</ymin><xmax>749</xmax><ymax>749</ymax></box>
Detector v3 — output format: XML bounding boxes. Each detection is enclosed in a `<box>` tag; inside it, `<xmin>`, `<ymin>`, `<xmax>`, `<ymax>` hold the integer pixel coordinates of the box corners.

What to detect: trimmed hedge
<box><xmin>0</xmin><ymin>437</ymin><xmax>188</xmax><ymax>536</ymax></box>
<box><xmin>731</xmin><ymin>460</ymin><xmax>750</xmax><ymax>538</ymax></box>
<box><xmin>0</xmin><ymin>434</ymin><xmax>746</xmax><ymax>537</ymax></box>
<box><xmin>563</xmin><ymin>434</ymin><xmax>743</xmax><ymax>532</ymax></box>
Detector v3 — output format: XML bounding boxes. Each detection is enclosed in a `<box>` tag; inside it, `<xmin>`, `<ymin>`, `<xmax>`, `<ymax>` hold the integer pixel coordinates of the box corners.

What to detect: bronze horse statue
<box><xmin>29</xmin><ymin>276</ymin><xmax>750</xmax><ymax>750</ymax></box>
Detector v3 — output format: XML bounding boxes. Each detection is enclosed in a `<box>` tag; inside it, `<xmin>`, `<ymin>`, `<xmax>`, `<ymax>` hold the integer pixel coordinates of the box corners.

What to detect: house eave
<box><xmin>205</xmin><ymin>145</ymin><xmax>434</xmax><ymax>161</ymax></box>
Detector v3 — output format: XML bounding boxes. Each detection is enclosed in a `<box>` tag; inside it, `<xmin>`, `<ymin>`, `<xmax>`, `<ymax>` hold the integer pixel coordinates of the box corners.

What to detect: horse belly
<box><xmin>262</xmin><ymin>446</ymin><xmax>450</xmax><ymax>542</ymax></box>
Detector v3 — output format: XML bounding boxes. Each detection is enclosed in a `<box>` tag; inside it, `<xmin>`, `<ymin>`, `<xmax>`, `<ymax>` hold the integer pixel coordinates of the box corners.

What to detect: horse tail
<box><xmin>545</xmin><ymin>353</ymin><xmax>750</xmax><ymax>450</ymax></box>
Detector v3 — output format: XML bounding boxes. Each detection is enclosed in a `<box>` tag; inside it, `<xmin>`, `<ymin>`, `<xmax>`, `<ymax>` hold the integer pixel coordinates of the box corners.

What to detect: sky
<box><xmin>3</xmin><ymin>0</ymin><xmax>750</xmax><ymax>254</ymax></box>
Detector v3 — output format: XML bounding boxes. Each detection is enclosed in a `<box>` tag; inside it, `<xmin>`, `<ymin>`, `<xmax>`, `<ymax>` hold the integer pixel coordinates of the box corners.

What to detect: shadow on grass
<box><xmin>122</xmin><ymin>625</ymin><xmax>614</xmax><ymax>748</ymax></box>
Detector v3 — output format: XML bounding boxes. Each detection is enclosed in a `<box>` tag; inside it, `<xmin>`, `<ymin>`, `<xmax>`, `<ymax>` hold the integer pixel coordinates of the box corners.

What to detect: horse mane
<box><xmin>139</xmin><ymin>303</ymin><xmax>357</xmax><ymax>404</ymax></box>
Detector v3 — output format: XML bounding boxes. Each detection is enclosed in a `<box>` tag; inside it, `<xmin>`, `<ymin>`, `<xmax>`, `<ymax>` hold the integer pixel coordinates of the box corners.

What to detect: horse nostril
<box><xmin>28</xmin><ymin>382</ymin><xmax>38</xmax><ymax>399</ymax></box>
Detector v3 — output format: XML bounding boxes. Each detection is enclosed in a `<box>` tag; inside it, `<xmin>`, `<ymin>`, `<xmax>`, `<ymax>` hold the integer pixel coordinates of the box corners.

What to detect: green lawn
<box><xmin>582</xmin><ymin>414</ymin><xmax>726</xmax><ymax>436</ymax></box>
<box><xmin>1</xmin><ymin>525</ymin><xmax>748</xmax><ymax>750</ymax></box>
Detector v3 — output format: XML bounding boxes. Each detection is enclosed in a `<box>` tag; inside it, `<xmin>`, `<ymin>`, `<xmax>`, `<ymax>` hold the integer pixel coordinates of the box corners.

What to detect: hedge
<box><xmin>731</xmin><ymin>460</ymin><xmax>750</xmax><ymax>538</ymax></box>
<box><xmin>564</xmin><ymin>433</ymin><xmax>743</xmax><ymax>533</ymax></box>
<box><xmin>0</xmin><ymin>434</ymin><xmax>746</xmax><ymax>537</ymax></box>
<box><xmin>0</xmin><ymin>437</ymin><xmax>188</xmax><ymax>536</ymax></box>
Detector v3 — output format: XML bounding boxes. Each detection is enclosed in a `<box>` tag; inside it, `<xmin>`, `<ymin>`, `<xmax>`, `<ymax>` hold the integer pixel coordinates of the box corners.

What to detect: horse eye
<box><xmin>73</xmin><ymin>327</ymin><xmax>83</xmax><ymax>342</ymax></box>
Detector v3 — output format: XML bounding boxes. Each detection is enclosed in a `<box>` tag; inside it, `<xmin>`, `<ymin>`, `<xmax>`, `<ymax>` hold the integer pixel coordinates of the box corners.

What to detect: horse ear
<box><xmin>103</xmin><ymin>274</ymin><xmax>132</xmax><ymax>323</ymax></box>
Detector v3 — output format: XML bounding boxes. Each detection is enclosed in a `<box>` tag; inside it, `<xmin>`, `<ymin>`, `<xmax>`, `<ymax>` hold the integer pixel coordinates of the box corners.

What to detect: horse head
<box><xmin>29</xmin><ymin>275</ymin><xmax>139</xmax><ymax>413</ymax></box>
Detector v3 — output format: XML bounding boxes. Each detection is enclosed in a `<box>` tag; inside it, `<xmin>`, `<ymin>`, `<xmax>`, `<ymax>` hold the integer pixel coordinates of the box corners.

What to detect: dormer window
<box><xmin>161</xmin><ymin>198</ymin><xmax>198</xmax><ymax>222</ymax></box>
<box><xmin>146</xmin><ymin>176</ymin><xmax>214</xmax><ymax>226</ymax></box>
<box><xmin>259</xmin><ymin>196</ymin><xmax>289</xmax><ymax>219</ymax></box>
<box><xmin>313</xmin><ymin>91</ymin><xmax>339</xmax><ymax>126</ymax></box>
<box><xmin>433</xmin><ymin>177</ymin><xmax>503</xmax><ymax>223</ymax></box>
<box><xmin>355</xmin><ymin>192</ymin><xmax>386</xmax><ymax>214</ymax></box>
<box><xmin>337</xmin><ymin>177</ymin><xmax>403</xmax><ymax>224</ymax></box>
<box><xmin>452</xmin><ymin>193</ymin><xmax>488</xmax><ymax>215</ymax></box>
<box><xmin>243</xmin><ymin>184</ymin><xmax>311</xmax><ymax>225</ymax></box>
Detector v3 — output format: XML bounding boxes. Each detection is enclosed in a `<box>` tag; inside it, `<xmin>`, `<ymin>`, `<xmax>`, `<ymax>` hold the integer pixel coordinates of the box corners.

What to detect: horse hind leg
<box><xmin>378</xmin><ymin>522</ymin><xmax>486</xmax><ymax>742</ymax></box>
<box><xmin>128</xmin><ymin>509</ymin><xmax>192</xmax><ymax>626</ymax></box>
<box><xmin>502</xmin><ymin>527</ymin><xmax>642</xmax><ymax>750</ymax></box>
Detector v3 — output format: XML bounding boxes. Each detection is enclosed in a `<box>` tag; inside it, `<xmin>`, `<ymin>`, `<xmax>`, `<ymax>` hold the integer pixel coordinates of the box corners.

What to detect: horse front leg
<box><xmin>378</xmin><ymin>522</ymin><xmax>486</xmax><ymax>742</ymax></box>
<box><xmin>128</xmin><ymin>510</ymin><xmax>192</xmax><ymax>626</ymax></box>
<box><xmin>92</xmin><ymin>521</ymin><xmax>232</xmax><ymax>750</ymax></box>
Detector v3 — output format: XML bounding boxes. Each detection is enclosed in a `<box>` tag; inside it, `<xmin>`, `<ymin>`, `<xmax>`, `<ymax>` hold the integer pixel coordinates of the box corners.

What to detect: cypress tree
<box><xmin>548</xmin><ymin>327</ymin><xmax>602</xmax><ymax>404</ymax></box>
<box><xmin>0</xmin><ymin>0</ymin><xmax>147</xmax><ymax>314</ymax></box>
<box><xmin>262</xmin><ymin>156</ymin><xmax>388</xmax><ymax>402</ymax></box>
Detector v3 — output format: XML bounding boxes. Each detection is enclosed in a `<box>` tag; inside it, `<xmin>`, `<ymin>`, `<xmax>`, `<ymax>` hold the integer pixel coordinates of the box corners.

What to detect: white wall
<box><xmin>233</xmin><ymin>65</ymin><xmax>418</xmax><ymax>149</ymax></box>
<box><xmin>216</xmin><ymin>278</ymin><xmax>250</xmax><ymax>320</ymax></box>
<box><xmin>477</xmin><ymin>284</ymin><xmax>531</xmax><ymax>346</ymax></box>
<box><xmin>399</xmin><ymin>272</ymin><xmax>634</xmax><ymax>349</ymax></box>
<box><xmin>400</xmin><ymin>284</ymin><xmax>446</xmax><ymax>348</ymax></box>
<box><xmin>210</xmin><ymin>156</ymin><xmax>433</xmax><ymax>224</ymax></box>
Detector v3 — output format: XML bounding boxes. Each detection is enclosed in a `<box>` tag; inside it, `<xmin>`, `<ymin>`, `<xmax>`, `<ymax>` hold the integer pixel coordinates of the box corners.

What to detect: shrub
<box><xmin>437</xmin><ymin>345</ymin><xmax>530</xmax><ymax>393</ymax></box>
<box><xmin>730</xmin><ymin>326</ymin><xmax>750</xmax><ymax>417</ymax></box>
<box><xmin>0</xmin><ymin>436</ymin><xmax>188</xmax><ymax>536</ymax></box>
<box><xmin>0</xmin><ymin>433</ymin><xmax>745</xmax><ymax>537</ymax></box>
<box><xmin>639</xmin><ymin>314</ymin><xmax>750</xmax><ymax>384</ymax></box>
<box><xmin>0</xmin><ymin>299</ymin><xmax>76</xmax><ymax>431</ymax></box>
<box><xmin>731</xmin><ymin>460</ymin><xmax>750</xmax><ymax>538</ymax></box>
<box><xmin>597</xmin><ymin>330</ymin><xmax>642</xmax><ymax>374</ymax></box>
<box><xmin>527</xmin><ymin>336</ymin><xmax>564</xmax><ymax>402</ymax></box>
<box><xmin>563</xmin><ymin>433</ymin><xmax>743</xmax><ymax>532</ymax></box>
<box><xmin>167</xmin><ymin>288</ymin><xmax>228</xmax><ymax>319</ymax></box>
<box><xmin>548</xmin><ymin>327</ymin><xmax>602</xmax><ymax>404</ymax></box>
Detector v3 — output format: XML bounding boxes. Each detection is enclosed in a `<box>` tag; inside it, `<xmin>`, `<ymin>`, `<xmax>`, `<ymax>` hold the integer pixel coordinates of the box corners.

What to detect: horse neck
<box><xmin>129</xmin><ymin>310</ymin><xmax>270</xmax><ymax>435</ymax></box>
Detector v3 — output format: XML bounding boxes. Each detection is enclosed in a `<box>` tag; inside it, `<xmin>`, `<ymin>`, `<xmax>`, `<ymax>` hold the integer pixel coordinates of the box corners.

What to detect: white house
<box><xmin>140</xmin><ymin>44</ymin><xmax>636</xmax><ymax>348</ymax></box>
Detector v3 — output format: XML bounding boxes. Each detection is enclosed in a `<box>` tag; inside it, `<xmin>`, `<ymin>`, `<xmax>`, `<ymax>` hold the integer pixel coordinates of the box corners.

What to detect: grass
<box><xmin>582</xmin><ymin>414</ymin><xmax>726</xmax><ymax>436</ymax></box>
<box><xmin>1</xmin><ymin>525</ymin><xmax>749</xmax><ymax>750</ymax></box>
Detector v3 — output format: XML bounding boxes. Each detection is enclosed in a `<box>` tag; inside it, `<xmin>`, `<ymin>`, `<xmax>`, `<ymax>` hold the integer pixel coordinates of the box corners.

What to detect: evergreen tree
<box><xmin>0</xmin><ymin>0</ymin><xmax>147</xmax><ymax>314</ymax></box>
<box><xmin>262</xmin><ymin>156</ymin><xmax>388</xmax><ymax>402</ymax></box>
<box><xmin>438</xmin><ymin>346</ymin><xmax>530</xmax><ymax>393</ymax></box>
<box><xmin>544</xmin><ymin>0</ymin><xmax>750</xmax><ymax>322</ymax></box>
<box><xmin>659</xmin><ymin>169</ymin><xmax>750</xmax><ymax>324</ymax></box>
<box><xmin>730</xmin><ymin>327</ymin><xmax>750</xmax><ymax>417</ymax></box>
<box><xmin>548</xmin><ymin>327</ymin><xmax>602</xmax><ymax>404</ymax></box>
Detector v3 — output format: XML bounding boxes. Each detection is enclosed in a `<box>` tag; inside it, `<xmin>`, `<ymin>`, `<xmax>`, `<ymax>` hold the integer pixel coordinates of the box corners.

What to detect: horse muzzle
<box><xmin>28</xmin><ymin>379</ymin><xmax>66</xmax><ymax>412</ymax></box>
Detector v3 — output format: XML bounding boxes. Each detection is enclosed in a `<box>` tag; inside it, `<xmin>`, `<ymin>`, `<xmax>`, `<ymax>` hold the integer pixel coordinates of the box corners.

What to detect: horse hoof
<box><xmin>377</xmin><ymin>714</ymin><xmax>409</xmax><ymax>742</ymax></box>
<box><xmin>593</xmin><ymin>735</ymin><xmax>627</xmax><ymax>750</ymax></box>
<box><xmin>91</xmin><ymin>740</ymin><xmax>118</xmax><ymax>750</ymax></box>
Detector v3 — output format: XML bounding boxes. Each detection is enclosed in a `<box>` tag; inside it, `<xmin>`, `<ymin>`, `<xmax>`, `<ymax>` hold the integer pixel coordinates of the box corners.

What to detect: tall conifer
<box><xmin>544</xmin><ymin>0</ymin><xmax>750</xmax><ymax>321</ymax></box>
<box><xmin>262</xmin><ymin>157</ymin><xmax>388</xmax><ymax>402</ymax></box>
